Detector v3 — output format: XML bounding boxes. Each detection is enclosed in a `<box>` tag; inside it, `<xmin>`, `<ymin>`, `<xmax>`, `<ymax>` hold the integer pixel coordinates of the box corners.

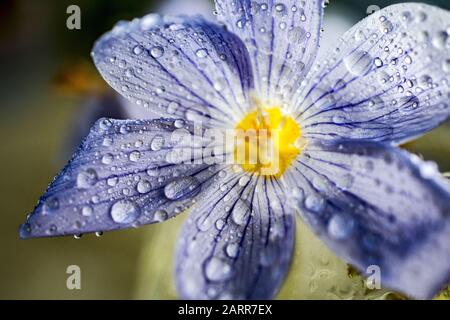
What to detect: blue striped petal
<box><xmin>19</xmin><ymin>118</ymin><xmax>221</xmax><ymax>239</ymax></box>
<box><xmin>175</xmin><ymin>169</ymin><xmax>294</xmax><ymax>299</ymax></box>
<box><xmin>214</xmin><ymin>0</ymin><xmax>323</xmax><ymax>101</ymax></box>
<box><xmin>92</xmin><ymin>15</ymin><xmax>254</xmax><ymax>128</ymax></box>
<box><xmin>295</xmin><ymin>3</ymin><xmax>450</xmax><ymax>145</ymax></box>
<box><xmin>284</xmin><ymin>139</ymin><xmax>450</xmax><ymax>299</ymax></box>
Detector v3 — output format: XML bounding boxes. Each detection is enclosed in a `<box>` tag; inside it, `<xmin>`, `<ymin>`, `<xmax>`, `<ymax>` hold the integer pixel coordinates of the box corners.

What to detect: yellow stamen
<box><xmin>234</xmin><ymin>106</ymin><xmax>304</xmax><ymax>178</ymax></box>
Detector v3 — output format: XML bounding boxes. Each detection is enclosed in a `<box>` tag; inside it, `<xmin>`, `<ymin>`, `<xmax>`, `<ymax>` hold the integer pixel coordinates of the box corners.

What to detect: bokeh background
<box><xmin>1</xmin><ymin>0</ymin><xmax>450</xmax><ymax>299</ymax></box>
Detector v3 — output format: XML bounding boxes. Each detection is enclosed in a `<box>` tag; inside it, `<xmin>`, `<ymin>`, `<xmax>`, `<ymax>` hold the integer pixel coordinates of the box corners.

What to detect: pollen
<box><xmin>234</xmin><ymin>106</ymin><xmax>304</xmax><ymax>178</ymax></box>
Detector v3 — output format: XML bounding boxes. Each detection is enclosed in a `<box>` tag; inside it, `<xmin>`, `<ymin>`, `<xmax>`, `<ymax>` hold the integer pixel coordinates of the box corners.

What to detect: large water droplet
<box><xmin>304</xmin><ymin>195</ymin><xmax>325</xmax><ymax>213</ymax></box>
<box><xmin>150</xmin><ymin>46</ymin><xmax>164</xmax><ymax>58</ymax></box>
<box><xmin>129</xmin><ymin>151</ymin><xmax>141</xmax><ymax>162</ymax></box>
<box><xmin>81</xmin><ymin>206</ymin><xmax>93</xmax><ymax>217</ymax></box>
<box><xmin>137</xmin><ymin>179</ymin><xmax>152</xmax><ymax>194</ymax></box>
<box><xmin>231</xmin><ymin>199</ymin><xmax>250</xmax><ymax>226</ymax></box>
<box><xmin>288</xmin><ymin>26</ymin><xmax>307</xmax><ymax>44</ymax></box>
<box><xmin>225</xmin><ymin>243</ymin><xmax>239</xmax><ymax>258</ymax></box>
<box><xmin>328</xmin><ymin>214</ymin><xmax>355</xmax><ymax>240</ymax></box>
<box><xmin>133</xmin><ymin>45</ymin><xmax>143</xmax><ymax>55</ymax></box>
<box><xmin>205</xmin><ymin>257</ymin><xmax>232</xmax><ymax>282</ymax></box>
<box><xmin>110</xmin><ymin>200</ymin><xmax>141</xmax><ymax>224</ymax></box>
<box><xmin>102</xmin><ymin>153</ymin><xmax>114</xmax><ymax>165</ymax></box>
<box><xmin>164</xmin><ymin>176</ymin><xmax>201</xmax><ymax>200</ymax></box>
<box><xmin>150</xmin><ymin>135</ymin><xmax>165</xmax><ymax>151</ymax></box>
<box><xmin>344</xmin><ymin>50</ymin><xmax>372</xmax><ymax>76</ymax></box>
<box><xmin>77</xmin><ymin>169</ymin><xmax>98</xmax><ymax>189</ymax></box>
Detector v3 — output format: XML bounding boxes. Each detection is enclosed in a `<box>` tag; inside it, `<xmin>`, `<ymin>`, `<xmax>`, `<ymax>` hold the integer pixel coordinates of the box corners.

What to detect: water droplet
<box><xmin>137</xmin><ymin>179</ymin><xmax>152</xmax><ymax>194</ymax></box>
<box><xmin>99</xmin><ymin>119</ymin><xmax>112</xmax><ymax>130</ymax></box>
<box><xmin>328</xmin><ymin>214</ymin><xmax>355</xmax><ymax>240</ymax></box>
<box><xmin>238</xmin><ymin>176</ymin><xmax>251</xmax><ymax>186</ymax></box>
<box><xmin>443</xmin><ymin>59</ymin><xmax>450</xmax><ymax>73</ymax></box>
<box><xmin>174</xmin><ymin>119</ymin><xmax>185</xmax><ymax>128</ymax></box>
<box><xmin>231</xmin><ymin>200</ymin><xmax>250</xmax><ymax>226</ymax></box>
<box><xmin>344</xmin><ymin>50</ymin><xmax>372</xmax><ymax>76</ymax></box>
<box><xmin>404</xmin><ymin>55</ymin><xmax>413</xmax><ymax>65</ymax></box>
<box><xmin>129</xmin><ymin>151</ymin><xmax>141</xmax><ymax>162</ymax></box>
<box><xmin>77</xmin><ymin>169</ymin><xmax>98</xmax><ymax>189</ymax></box>
<box><xmin>215</xmin><ymin>219</ymin><xmax>225</xmax><ymax>230</ymax></box>
<box><xmin>43</xmin><ymin>197</ymin><xmax>59</xmax><ymax>213</ymax></box>
<box><xmin>107</xmin><ymin>176</ymin><xmax>119</xmax><ymax>187</ymax></box>
<box><xmin>196</xmin><ymin>48</ymin><xmax>208</xmax><ymax>58</ymax></box>
<box><xmin>288</xmin><ymin>26</ymin><xmax>307</xmax><ymax>44</ymax></box>
<box><xmin>102</xmin><ymin>153</ymin><xmax>114</xmax><ymax>165</ymax></box>
<box><xmin>81</xmin><ymin>206</ymin><xmax>93</xmax><ymax>217</ymax></box>
<box><xmin>167</xmin><ymin>101</ymin><xmax>180</xmax><ymax>114</ymax></box>
<box><xmin>304</xmin><ymin>195</ymin><xmax>324</xmax><ymax>213</ymax></box>
<box><xmin>275</xmin><ymin>3</ymin><xmax>286</xmax><ymax>13</ymax></box>
<box><xmin>236</xmin><ymin>18</ymin><xmax>246</xmax><ymax>29</ymax></box>
<box><xmin>110</xmin><ymin>200</ymin><xmax>141</xmax><ymax>224</ymax></box>
<box><xmin>150</xmin><ymin>46</ymin><xmax>164</xmax><ymax>58</ymax></box>
<box><xmin>154</xmin><ymin>210</ymin><xmax>168</xmax><ymax>222</ymax></box>
<box><xmin>133</xmin><ymin>45</ymin><xmax>143</xmax><ymax>55</ymax></box>
<box><xmin>225</xmin><ymin>243</ymin><xmax>239</xmax><ymax>258</ymax></box>
<box><xmin>374</xmin><ymin>57</ymin><xmax>383</xmax><ymax>68</ymax></box>
<box><xmin>164</xmin><ymin>176</ymin><xmax>201</xmax><ymax>200</ymax></box>
<box><xmin>205</xmin><ymin>257</ymin><xmax>232</xmax><ymax>282</ymax></box>
<box><xmin>379</xmin><ymin>17</ymin><xmax>393</xmax><ymax>33</ymax></box>
<box><xmin>150</xmin><ymin>135</ymin><xmax>165</xmax><ymax>151</ymax></box>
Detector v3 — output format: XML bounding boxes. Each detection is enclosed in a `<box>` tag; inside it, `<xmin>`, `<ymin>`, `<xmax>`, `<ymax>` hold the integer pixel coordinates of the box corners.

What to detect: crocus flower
<box><xmin>20</xmin><ymin>1</ymin><xmax>450</xmax><ymax>300</ymax></box>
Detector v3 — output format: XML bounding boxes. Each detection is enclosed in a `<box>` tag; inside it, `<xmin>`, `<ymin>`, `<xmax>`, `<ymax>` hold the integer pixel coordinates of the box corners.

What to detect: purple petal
<box><xmin>285</xmin><ymin>139</ymin><xmax>450</xmax><ymax>299</ymax></box>
<box><xmin>175</xmin><ymin>169</ymin><xmax>295</xmax><ymax>299</ymax></box>
<box><xmin>20</xmin><ymin>118</ymin><xmax>221</xmax><ymax>239</ymax></box>
<box><xmin>214</xmin><ymin>0</ymin><xmax>323</xmax><ymax>101</ymax></box>
<box><xmin>295</xmin><ymin>3</ymin><xmax>450</xmax><ymax>144</ymax></box>
<box><xmin>92</xmin><ymin>14</ymin><xmax>254</xmax><ymax>128</ymax></box>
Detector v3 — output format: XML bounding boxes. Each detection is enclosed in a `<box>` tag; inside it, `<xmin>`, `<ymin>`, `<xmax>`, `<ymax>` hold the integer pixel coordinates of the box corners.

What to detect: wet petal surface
<box><xmin>294</xmin><ymin>3</ymin><xmax>450</xmax><ymax>144</ymax></box>
<box><xmin>175</xmin><ymin>168</ymin><xmax>295</xmax><ymax>299</ymax></box>
<box><xmin>92</xmin><ymin>14</ymin><xmax>254</xmax><ymax>127</ymax></box>
<box><xmin>20</xmin><ymin>118</ymin><xmax>222</xmax><ymax>238</ymax></box>
<box><xmin>285</xmin><ymin>139</ymin><xmax>450</xmax><ymax>299</ymax></box>
<box><xmin>214</xmin><ymin>0</ymin><xmax>323</xmax><ymax>102</ymax></box>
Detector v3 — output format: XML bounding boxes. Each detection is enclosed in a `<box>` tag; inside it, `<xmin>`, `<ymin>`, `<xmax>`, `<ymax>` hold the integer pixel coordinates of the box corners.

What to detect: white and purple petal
<box><xmin>175</xmin><ymin>169</ymin><xmax>294</xmax><ymax>299</ymax></box>
<box><xmin>92</xmin><ymin>14</ymin><xmax>254</xmax><ymax>128</ymax></box>
<box><xmin>285</xmin><ymin>139</ymin><xmax>450</xmax><ymax>299</ymax></box>
<box><xmin>20</xmin><ymin>118</ymin><xmax>223</xmax><ymax>239</ymax></box>
<box><xmin>295</xmin><ymin>3</ymin><xmax>450</xmax><ymax>144</ymax></box>
<box><xmin>214</xmin><ymin>0</ymin><xmax>324</xmax><ymax>102</ymax></box>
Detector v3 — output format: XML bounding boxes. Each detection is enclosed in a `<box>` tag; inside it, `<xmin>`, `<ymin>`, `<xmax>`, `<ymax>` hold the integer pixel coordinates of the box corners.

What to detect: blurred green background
<box><xmin>1</xmin><ymin>0</ymin><xmax>450</xmax><ymax>300</ymax></box>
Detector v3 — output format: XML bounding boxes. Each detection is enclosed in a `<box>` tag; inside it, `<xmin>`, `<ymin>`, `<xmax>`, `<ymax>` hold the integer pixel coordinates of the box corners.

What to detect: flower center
<box><xmin>234</xmin><ymin>106</ymin><xmax>303</xmax><ymax>177</ymax></box>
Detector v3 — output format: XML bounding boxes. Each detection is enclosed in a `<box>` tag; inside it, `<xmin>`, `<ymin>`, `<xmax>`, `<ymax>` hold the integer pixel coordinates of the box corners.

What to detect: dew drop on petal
<box><xmin>137</xmin><ymin>179</ymin><xmax>152</xmax><ymax>194</ymax></box>
<box><xmin>76</xmin><ymin>169</ymin><xmax>98</xmax><ymax>189</ymax></box>
<box><xmin>195</xmin><ymin>48</ymin><xmax>208</xmax><ymax>58</ymax></box>
<box><xmin>110</xmin><ymin>200</ymin><xmax>141</xmax><ymax>224</ymax></box>
<box><xmin>81</xmin><ymin>206</ymin><xmax>93</xmax><ymax>217</ymax></box>
<box><xmin>154</xmin><ymin>210</ymin><xmax>169</xmax><ymax>222</ymax></box>
<box><xmin>150</xmin><ymin>46</ymin><xmax>164</xmax><ymax>58</ymax></box>
<box><xmin>225</xmin><ymin>243</ymin><xmax>239</xmax><ymax>258</ymax></box>
<box><xmin>150</xmin><ymin>135</ymin><xmax>165</xmax><ymax>151</ymax></box>
<box><xmin>164</xmin><ymin>176</ymin><xmax>201</xmax><ymax>200</ymax></box>
<box><xmin>102</xmin><ymin>153</ymin><xmax>114</xmax><ymax>165</ymax></box>
<box><xmin>328</xmin><ymin>214</ymin><xmax>355</xmax><ymax>240</ymax></box>
<box><xmin>344</xmin><ymin>50</ymin><xmax>372</xmax><ymax>76</ymax></box>
<box><xmin>205</xmin><ymin>257</ymin><xmax>232</xmax><ymax>282</ymax></box>
<box><xmin>129</xmin><ymin>151</ymin><xmax>141</xmax><ymax>162</ymax></box>
<box><xmin>231</xmin><ymin>199</ymin><xmax>250</xmax><ymax>226</ymax></box>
